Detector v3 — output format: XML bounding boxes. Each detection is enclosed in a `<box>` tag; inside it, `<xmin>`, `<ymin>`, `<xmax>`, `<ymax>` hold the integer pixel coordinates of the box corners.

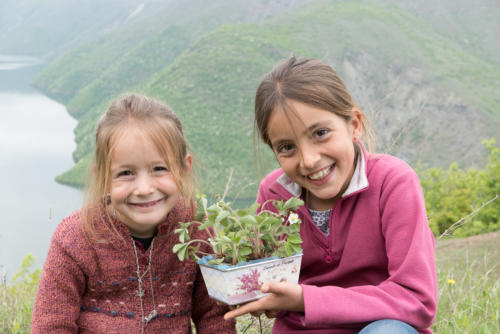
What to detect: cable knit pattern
<box><xmin>31</xmin><ymin>201</ymin><xmax>236</xmax><ymax>333</ymax></box>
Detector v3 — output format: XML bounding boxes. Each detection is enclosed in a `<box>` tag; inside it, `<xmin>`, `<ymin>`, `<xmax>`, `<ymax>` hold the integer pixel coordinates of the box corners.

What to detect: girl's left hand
<box><xmin>223</xmin><ymin>281</ymin><xmax>304</xmax><ymax>320</ymax></box>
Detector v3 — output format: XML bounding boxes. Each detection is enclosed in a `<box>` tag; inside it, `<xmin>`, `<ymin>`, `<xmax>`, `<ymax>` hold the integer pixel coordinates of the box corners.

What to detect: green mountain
<box><xmin>27</xmin><ymin>0</ymin><xmax>500</xmax><ymax>200</ymax></box>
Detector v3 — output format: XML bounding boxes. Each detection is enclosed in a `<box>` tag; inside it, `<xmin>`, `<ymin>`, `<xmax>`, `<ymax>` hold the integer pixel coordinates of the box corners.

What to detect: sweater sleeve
<box><xmin>31</xmin><ymin>220</ymin><xmax>86</xmax><ymax>334</ymax></box>
<box><xmin>191</xmin><ymin>266</ymin><xmax>236</xmax><ymax>333</ymax></box>
<box><xmin>302</xmin><ymin>161</ymin><xmax>437</xmax><ymax>329</ymax></box>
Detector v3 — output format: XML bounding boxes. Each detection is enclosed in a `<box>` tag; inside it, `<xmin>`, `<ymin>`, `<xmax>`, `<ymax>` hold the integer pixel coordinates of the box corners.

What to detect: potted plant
<box><xmin>173</xmin><ymin>195</ymin><xmax>304</xmax><ymax>305</ymax></box>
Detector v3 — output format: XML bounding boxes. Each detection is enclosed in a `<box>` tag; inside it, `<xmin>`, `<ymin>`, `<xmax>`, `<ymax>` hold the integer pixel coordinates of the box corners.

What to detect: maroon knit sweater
<box><xmin>31</xmin><ymin>201</ymin><xmax>236</xmax><ymax>333</ymax></box>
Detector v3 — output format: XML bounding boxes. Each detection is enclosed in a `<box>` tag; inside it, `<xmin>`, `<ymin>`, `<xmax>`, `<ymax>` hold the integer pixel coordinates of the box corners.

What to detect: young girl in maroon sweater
<box><xmin>31</xmin><ymin>94</ymin><xmax>235</xmax><ymax>333</ymax></box>
<box><xmin>225</xmin><ymin>56</ymin><xmax>437</xmax><ymax>333</ymax></box>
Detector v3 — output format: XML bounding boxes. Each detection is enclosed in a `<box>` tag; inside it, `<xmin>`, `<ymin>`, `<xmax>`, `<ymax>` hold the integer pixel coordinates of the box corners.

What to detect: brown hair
<box><xmin>82</xmin><ymin>94</ymin><xmax>195</xmax><ymax>240</ymax></box>
<box><xmin>254</xmin><ymin>55</ymin><xmax>375</xmax><ymax>152</ymax></box>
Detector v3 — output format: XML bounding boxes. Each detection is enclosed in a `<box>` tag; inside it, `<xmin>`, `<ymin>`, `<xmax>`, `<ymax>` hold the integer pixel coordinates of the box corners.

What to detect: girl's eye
<box><xmin>277</xmin><ymin>143</ymin><xmax>294</xmax><ymax>155</ymax></box>
<box><xmin>117</xmin><ymin>170</ymin><xmax>133</xmax><ymax>177</ymax></box>
<box><xmin>153</xmin><ymin>165</ymin><xmax>168</xmax><ymax>172</ymax></box>
<box><xmin>314</xmin><ymin>129</ymin><xmax>330</xmax><ymax>139</ymax></box>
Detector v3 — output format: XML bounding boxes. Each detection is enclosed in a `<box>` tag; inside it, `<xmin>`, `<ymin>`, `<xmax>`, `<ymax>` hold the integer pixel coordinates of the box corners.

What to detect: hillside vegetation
<box><xmin>419</xmin><ymin>139</ymin><xmax>499</xmax><ymax>237</ymax></box>
<box><xmin>31</xmin><ymin>1</ymin><xmax>499</xmax><ymax>200</ymax></box>
<box><xmin>26</xmin><ymin>0</ymin><xmax>500</xmax><ymax>237</ymax></box>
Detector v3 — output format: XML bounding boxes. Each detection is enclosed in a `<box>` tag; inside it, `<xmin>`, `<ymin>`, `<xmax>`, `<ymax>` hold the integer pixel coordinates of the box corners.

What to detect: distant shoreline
<box><xmin>0</xmin><ymin>54</ymin><xmax>42</xmax><ymax>70</ymax></box>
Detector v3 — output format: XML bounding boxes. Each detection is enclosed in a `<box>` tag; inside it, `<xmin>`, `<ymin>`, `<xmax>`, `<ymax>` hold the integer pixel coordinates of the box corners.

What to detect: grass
<box><xmin>1</xmin><ymin>232</ymin><xmax>499</xmax><ymax>333</ymax></box>
<box><xmin>433</xmin><ymin>231</ymin><xmax>500</xmax><ymax>333</ymax></box>
<box><xmin>0</xmin><ymin>255</ymin><xmax>40</xmax><ymax>334</ymax></box>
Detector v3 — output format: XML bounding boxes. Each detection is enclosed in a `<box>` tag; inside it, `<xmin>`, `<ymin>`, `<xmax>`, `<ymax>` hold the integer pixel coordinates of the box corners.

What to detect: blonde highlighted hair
<box><xmin>82</xmin><ymin>94</ymin><xmax>195</xmax><ymax>240</ymax></box>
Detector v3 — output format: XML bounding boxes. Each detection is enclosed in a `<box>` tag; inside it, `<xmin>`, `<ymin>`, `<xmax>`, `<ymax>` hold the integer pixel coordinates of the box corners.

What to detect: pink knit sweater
<box><xmin>31</xmin><ymin>201</ymin><xmax>236</xmax><ymax>333</ymax></box>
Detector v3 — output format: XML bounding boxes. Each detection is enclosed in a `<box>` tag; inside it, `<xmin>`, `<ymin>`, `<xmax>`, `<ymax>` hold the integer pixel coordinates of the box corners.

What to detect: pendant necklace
<box><xmin>132</xmin><ymin>237</ymin><xmax>157</xmax><ymax>334</ymax></box>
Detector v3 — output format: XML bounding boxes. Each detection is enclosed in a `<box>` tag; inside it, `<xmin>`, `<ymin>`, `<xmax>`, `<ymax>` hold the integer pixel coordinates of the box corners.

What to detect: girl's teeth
<box><xmin>309</xmin><ymin>166</ymin><xmax>331</xmax><ymax>180</ymax></box>
<box><xmin>134</xmin><ymin>198</ymin><xmax>162</xmax><ymax>207</ymax></box>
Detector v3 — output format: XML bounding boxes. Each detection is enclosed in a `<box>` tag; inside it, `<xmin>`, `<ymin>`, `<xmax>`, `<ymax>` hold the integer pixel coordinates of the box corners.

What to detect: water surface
<box><xmin>0</xmin><ymin>56</ymin><xmax>82</xmax><ymax>279</ymax></box>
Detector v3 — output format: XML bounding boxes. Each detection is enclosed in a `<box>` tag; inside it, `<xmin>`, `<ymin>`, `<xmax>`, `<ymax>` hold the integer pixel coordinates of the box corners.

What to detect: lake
<box><xmin>0</xmin><ymin>55</ymin><xmax>82</xmax><ymax>279</ymax></box>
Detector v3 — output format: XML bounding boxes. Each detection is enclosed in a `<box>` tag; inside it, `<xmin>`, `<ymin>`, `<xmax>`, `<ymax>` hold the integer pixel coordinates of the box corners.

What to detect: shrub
<box><xmin>0</xmin><ymin>254</ymin><xmax>40</xmax><ymax>334</ymax></box>
<box><xmin>418</xmin><ymin>139</ymin><xmax>499</xmax><ymax>237</ymax></box>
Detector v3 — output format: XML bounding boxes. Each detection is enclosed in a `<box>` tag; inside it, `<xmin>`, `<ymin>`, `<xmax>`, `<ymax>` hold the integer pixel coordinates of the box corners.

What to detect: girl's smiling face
<box><xmin>267</xmin><ymin>100</ymin><xmax>362</xmax><ymax>210</ymax></box>
<box><xmin>108</xmin><ymin>127</ymin><xmax>191</xmax><ymax>237</ymax></box>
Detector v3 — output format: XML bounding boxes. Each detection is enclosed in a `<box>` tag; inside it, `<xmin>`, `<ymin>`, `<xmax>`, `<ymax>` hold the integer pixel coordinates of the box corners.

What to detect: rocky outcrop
<box><xmin>334</xmin><ymin>51</ymin><xmax>490</xmax><ymax>168</ymax></box>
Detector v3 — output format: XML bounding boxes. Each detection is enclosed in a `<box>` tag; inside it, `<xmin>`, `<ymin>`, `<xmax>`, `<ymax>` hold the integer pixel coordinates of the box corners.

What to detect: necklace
<box><xmin>132</xmin><ymin>237</ymin><xmax>157</xmax><ymax>334</ymax></box>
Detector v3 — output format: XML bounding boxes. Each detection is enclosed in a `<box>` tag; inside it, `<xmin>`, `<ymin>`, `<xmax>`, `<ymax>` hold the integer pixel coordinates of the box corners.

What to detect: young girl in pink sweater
<box><xmin>31</xmin><ymin>94</ymin><xmax>235</xmax><ymax>334</ymax></box>
<box><xmin>225</xmin><ymin>56</ymin><xmax>437</xmax><ymax>333</ymax></box>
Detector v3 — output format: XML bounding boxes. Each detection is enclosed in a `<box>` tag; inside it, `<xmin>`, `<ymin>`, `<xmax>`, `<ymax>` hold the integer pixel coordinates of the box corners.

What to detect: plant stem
<box><xmin>191</xmin><ymin>221</ymin><xmax>217</xmax><ymax>243</ymax></box>
<box><xmin>252</xmin><ymin>225</ymin><xmax>261</xmax><ymax>258</ymax></box>
<box><xmin>260</xmin><ymin>199</ymin><xmax>277</xmax><ymax>211</ymax></box>
<box><xmin>184</xmin><ymin>239</ymin><xmax>213</xmax><ymax>250</ymax></box>
<box><xmin>228</xmin><ymin>215</ymin><xmax>245</xmax><ymax>230</ymax></box>
<box><xmin>232</xmin><ymin>243</ymin><xmax>238</xmax><ymax>265</ymax></box>
<box><xmin>437</xmin><ymin>194</ymin><xmax>499</xmax><ymax>240</ymax></box>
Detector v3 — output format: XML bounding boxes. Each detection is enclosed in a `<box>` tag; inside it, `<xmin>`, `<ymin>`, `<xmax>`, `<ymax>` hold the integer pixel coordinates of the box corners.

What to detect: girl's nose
<box><xmin>299</xmin><ymin>145</ymin><xmax>321</xmax><ymax>170</ymax></box>
<box><xmin>133</xmin><ymin>174</ymin><xmax>154</xmax><ymax>195</ymax></box>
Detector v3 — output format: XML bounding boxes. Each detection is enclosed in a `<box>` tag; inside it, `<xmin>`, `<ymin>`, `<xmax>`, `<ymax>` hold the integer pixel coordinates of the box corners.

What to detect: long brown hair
<box><xmin>82</xmin><ymin>94</ymin><xmax>195</xmax><ymax>241</ymax></box>
<box><xmin>254</xmin><ymin>55</ymin><xmax>376</xmax><ymax>152</ymax></box>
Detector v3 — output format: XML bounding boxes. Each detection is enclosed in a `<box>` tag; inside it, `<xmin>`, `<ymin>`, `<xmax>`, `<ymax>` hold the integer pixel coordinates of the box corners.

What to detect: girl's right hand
<box><xmin>224</xmin><ymin>281</ymin><xmax>304</xmax><ymax>320</ymax></box>
<box><xmin>250</xmin><ymin>310</ymin><xmax>279</xmax><ymax>318</ymax></box>
<box><xmin>222</xmin><ymin>301</ymin><xmax>279</xmax><ymax>318</ymax></box>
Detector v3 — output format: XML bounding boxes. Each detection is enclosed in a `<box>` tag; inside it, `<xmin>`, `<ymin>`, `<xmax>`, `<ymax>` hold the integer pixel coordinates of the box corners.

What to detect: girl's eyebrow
<box><xmin>110</xmin><ymin>164</ymin><xmax>133</xmax><ymax>172</ymax></box>
<box><xmin>271</xmin><ymin>121</ymin><xmax>332</xmax><ymax>148</ymax></box>
<box><xmin>302</xmin><ymin>120</ymin><xmax>334</xmax><ymax>136</ymax></box>
<box><xmin>306</xmin><ymin>122</ymin><xmax>323</xmax><ymax>132</ymax></box>
<box><xmin>111</xmin><ymin>160</ymin><xmax>139</xmax><ymax>169</ymax></box>
<box><xmin>151</xmin><ymin>160</ymin><xmax>167</xmax><ymax>165</ymax></box>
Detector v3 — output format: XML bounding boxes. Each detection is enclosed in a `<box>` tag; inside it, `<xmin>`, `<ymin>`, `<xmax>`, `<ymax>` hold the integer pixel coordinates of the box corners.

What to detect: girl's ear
<box><xmin>350</xmin><ymin>107</ymin><xmax>363</xmax><ymax>142</ymax></box>
<box><xmin>184</xmin><ymin>154</ymin><xmax>193</xmax><ymax>174</ymax></box>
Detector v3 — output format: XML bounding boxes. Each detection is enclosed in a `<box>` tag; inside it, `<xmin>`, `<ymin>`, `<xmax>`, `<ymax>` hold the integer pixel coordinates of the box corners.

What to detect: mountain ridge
<box><xmin>19</xmin><ymin>0</ymin><xmax>499</xmax><ymax>199</ymax></box>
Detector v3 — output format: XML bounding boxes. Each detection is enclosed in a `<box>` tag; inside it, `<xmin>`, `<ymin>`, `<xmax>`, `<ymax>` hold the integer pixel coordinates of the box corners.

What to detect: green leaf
<box><xmin>287</xmin><ymin>234</ymin><xmax>302</xmax><ymax>244</ymax></box>
<box><xmin>236</xmin><ymin>208</ymin><xmax>249</xmax><ymax>216</ymax></box>
<box><xmin>239</xmin><ymin>247</ymin><xmax>252</xmax><ymax>256</ymax></box>
<box><xmin>199</xmin><ymin>220</ymin><xmax>213</xmax><ymax>230</ymax></box>
<box><xmin>207</xmin><ymin>203</ymin><xmax>221</xmax><ymax>215</ymax></box>
<box><xmin>220</xmin><ymin>235</ymin><xmax>232</xmax><ymax>243</ymax></box>
<box><xmin>240</xmin><ymin>215</ymin><xmax>257</xmax><ymax>225</ymax></box>
<box><xmin>283</xmin><ymin>197</ymin><xmax>305</xmax><ymax>211</ymax></box>
<box><xmin>172</xmin><ymin>243</ymin><xmax>186</xmax><ymax>253</ymax></box>
<box><xmin>195</xmin><ymin>196</ymin><xmax>208</xmax><ymax>221</ymax></box>
<box><xmin>207</xmin><ymin>258</ymin><xmax>225</xmax><ymax>265</ymax></box>
<box><xmin>291</xmin><ymin>222</ymin><xmax>301</xmax><ymax>232</ymax></box>
<box><xmin>174</xmin><ymin>244</ymin><xmax>188</xmax><ymax>261</ymax></box>
<box><xmin>216</xmin><ymin>211</ymin><xmax>230</xmax><ymax>224</ymax></box>
<box><xmin>249</xmin><ymin>203</ymin><xmax>260</xmax><ymax>215</ymax></box>
<box><xmin>291</xmin><ymin>244</ymin><xmax>302</xmax><ymax>254</ymax></box>
<box><xmin>236</xmin><ymin>230</ymin><xmax>247</xmax><ymax>239</ymax></box>
<box><xmin>271</xmin><ymin>219</ymin><xmax>283</xmax><ymax>229</ymax></box>
<box><xmin>174</xmin><ymin>228</ymin><xmax>184</xmax><ymax>234</ymax></box>
<box><xmin>200</xmin><ymin>196</ymin><xmax>208</xmax><ymax>211</ymax></box>
<box><xmin>273</xmin><ymin>246</ymin><xmax>287</xmax><ymax>258</ymax></box>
